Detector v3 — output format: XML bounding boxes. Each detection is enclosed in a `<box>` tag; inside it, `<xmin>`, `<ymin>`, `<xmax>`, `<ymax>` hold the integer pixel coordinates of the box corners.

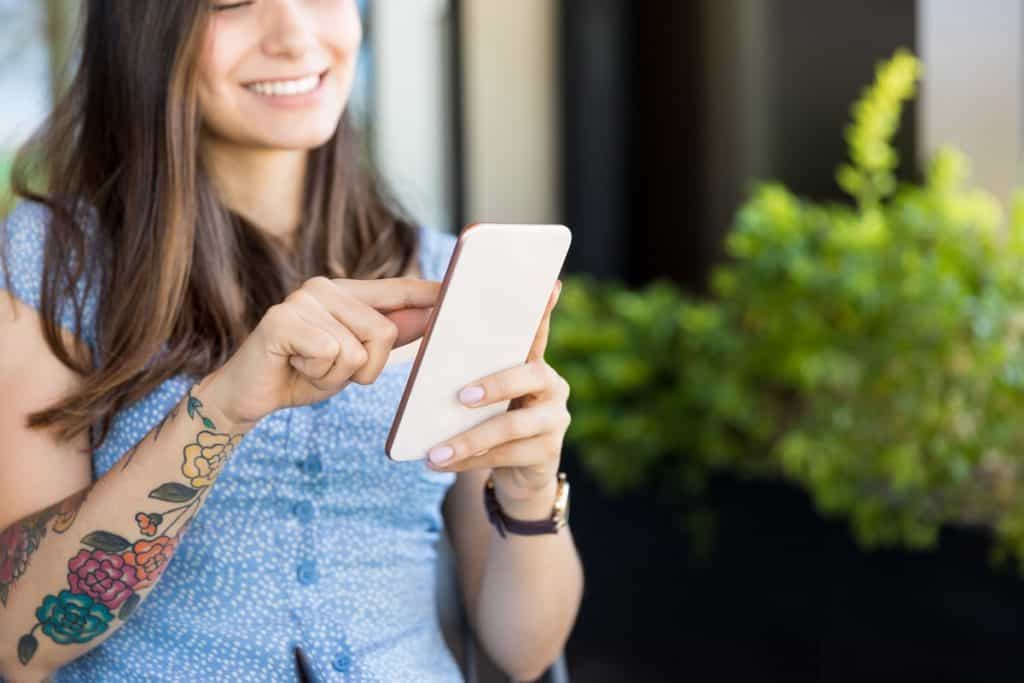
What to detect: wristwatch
<box><xmin>483</xmin><ymin>472</ymin><xmax>570</xmax><ymax>538</ymax></box>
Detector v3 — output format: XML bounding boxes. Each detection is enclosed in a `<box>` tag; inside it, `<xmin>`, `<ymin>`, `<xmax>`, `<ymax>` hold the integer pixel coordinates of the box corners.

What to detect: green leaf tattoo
<box><xmin>17</xmin><ymin>632</ymin><xmax>38</xmax><ymax>665</ymax></box>
<box><xmin>117</xmin><ymin>592</ymin><xmax>141</xmax><ymax>620</ymax></box>
<box><xmin>187</xmin><ymin>395</ymin><xmax>200</xmax><ymax>419</ymax></box>
<box><xmin>79</xmin><ymin>531</ymin><xmax>132</xmax><ymax>554</ymax></box>
<box><xmin>147</xmin><ymin>483</ymin><xmax>199</xmax><ymax>503</ymax></box>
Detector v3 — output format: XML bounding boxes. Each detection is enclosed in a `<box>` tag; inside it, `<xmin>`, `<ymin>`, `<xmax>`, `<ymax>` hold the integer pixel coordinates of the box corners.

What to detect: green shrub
<box><xmin>548</xmin><ymin>48</ymin><xmax>1024</xmax><ymax>569</ymax></box>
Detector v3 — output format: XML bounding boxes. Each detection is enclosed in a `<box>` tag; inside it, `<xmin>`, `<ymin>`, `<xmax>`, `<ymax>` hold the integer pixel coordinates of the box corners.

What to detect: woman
<box><xmin>0</xmin><ymin>1</ymin><xmax>583</xmax><ymax>681</ymax></box>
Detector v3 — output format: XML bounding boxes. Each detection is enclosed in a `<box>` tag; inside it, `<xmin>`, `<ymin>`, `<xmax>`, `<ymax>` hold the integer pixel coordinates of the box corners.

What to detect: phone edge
<box><xmin>384</xmin><ymin>222</ymin><xmax>482</xmax><ymax>461</ymax></box>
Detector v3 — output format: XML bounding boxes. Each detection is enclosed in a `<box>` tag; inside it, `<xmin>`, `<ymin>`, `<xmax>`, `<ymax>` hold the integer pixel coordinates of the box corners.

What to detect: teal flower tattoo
<box><xmin>36</xmin><ymin>590</ymin><xmax>114</xmax><ymax>644</ymax></box>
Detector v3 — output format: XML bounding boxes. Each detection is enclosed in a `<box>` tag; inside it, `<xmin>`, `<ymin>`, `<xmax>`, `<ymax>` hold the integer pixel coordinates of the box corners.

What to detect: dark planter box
<box><xmin>562</xmin><ymin>444</ymin><xmax>1024</xmax><ymax>683</ymax></box>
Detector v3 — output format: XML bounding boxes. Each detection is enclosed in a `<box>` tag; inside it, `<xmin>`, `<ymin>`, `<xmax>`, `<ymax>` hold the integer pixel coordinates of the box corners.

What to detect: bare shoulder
<box><xmin>0</xmin><ymin>291</ymin><xmax>92</xmax><ymax>530</ymax></box>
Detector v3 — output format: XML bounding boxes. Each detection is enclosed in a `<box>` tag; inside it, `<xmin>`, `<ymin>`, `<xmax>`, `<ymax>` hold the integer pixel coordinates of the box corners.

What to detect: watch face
<box><xmin>555</xmin><ymin>480</ymin><xmax>570</xmax><ymax>525</ymax></box>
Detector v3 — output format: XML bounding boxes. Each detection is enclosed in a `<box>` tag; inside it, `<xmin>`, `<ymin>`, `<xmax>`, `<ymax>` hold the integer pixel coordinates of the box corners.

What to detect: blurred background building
<box><xmin>5</xmin><ymin>1</ymin><xmax>1024</xmax><ymax>681</ymax></box>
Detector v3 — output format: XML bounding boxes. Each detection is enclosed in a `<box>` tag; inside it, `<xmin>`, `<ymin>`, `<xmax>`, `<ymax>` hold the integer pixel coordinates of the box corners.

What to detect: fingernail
<box><xmin>428</xmin><ymin>445</ymin><xmax>454</xmax><ymax>463</ymax></box>
<box><xmin>459</xmin><ymin>385</ymin><xmax>485</xmax><ymax>405</ymax></box>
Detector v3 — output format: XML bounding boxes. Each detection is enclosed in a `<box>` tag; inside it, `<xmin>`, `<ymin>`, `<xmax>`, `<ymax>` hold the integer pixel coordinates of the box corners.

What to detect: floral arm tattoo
<box><xmin>0</xmin><ymin>489</ymin><xmax>90</xmax><ymax>608</ymax></box>
<box><xmin>12</xmin><ymin>385</ymin><xmax>244</xmax><ymax>667</ymax></box>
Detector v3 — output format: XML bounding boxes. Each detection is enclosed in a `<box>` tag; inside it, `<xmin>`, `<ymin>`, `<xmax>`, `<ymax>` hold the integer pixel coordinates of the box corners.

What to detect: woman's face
<box><xmin>197</xmin><ymin>0</ymin><xmax>362</xmax><ymax>150</ymax></box>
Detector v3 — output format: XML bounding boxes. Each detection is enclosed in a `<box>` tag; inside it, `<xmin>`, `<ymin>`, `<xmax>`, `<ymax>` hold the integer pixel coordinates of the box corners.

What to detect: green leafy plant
<box><xmin>548</xmin><ymin>48</ymin><xmax>1024</xmax><ymax>569</ymax></box>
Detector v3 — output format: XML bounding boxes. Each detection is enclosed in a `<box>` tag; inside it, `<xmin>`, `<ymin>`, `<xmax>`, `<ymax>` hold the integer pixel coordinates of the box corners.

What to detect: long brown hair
<box><xmin>2</xmin><ymin>1</ymin><xmax>419</xmax><ymax>453</ymax></box>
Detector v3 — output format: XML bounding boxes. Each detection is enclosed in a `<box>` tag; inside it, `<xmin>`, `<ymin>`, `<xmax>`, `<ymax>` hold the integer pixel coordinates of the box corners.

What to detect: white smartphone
<box><xmin>385</xmin><ymin>223</ymin><xmax>572</xmax><ymax>462</ymax></box>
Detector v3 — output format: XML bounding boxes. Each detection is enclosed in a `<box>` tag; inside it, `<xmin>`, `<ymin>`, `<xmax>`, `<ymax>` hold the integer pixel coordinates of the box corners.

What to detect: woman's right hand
<box><xmin>197</xmin><ymin>275</ymin><xmax>442</xmax><ymax>430</ymax></box>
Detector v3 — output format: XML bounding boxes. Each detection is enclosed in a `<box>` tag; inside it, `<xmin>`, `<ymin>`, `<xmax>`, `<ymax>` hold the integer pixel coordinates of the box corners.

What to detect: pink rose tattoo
<box><xmin>67</xmin><ymin>549</ymin><xmax>139</xmax><ymax>610</ymax></box>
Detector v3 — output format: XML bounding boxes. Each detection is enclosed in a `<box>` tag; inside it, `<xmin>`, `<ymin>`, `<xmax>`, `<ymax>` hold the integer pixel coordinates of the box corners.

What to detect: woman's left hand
<box><xmin>425</xmin><ymin>279</ymin><xmax>570</xmax><ymax>507</ymax></box>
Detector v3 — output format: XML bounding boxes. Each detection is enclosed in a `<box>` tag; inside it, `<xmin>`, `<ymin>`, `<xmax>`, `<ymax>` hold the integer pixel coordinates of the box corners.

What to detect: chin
<box><xmin>254</xmin><ymin>116</ymin><xmax>344</xmax><ymax>150</ymax></box>
<box><xmin>266</xmin><ymin>132</ymin><xmax>337</xmax><ymax>150</ymax></box>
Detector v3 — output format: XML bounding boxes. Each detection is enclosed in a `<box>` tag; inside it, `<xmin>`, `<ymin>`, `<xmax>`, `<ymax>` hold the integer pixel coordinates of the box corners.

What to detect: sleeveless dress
<box><xmin>0</xmin><ymin>200</ymin><xmax>463</xmax><ymax>682</ymax></box>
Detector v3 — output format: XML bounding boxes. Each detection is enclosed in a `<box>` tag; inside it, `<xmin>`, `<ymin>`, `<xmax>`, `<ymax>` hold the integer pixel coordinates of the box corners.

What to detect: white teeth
<box><xmin>246</xmin><ymin>74</ymin><xmax>321</xmax><ymax>97</ymax></box>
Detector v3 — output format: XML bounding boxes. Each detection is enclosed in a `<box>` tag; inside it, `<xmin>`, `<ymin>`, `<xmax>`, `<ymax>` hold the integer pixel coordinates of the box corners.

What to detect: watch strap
<box><xmin>483</xmin><ymin>475</ymin><xmax>563</xmax><ymax>538</ymax></box>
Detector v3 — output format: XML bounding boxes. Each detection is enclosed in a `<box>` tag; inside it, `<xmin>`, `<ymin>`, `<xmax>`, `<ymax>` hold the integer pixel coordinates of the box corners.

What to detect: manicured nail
<box><xmin>459</xmin><ymin>385</ymin><xmax>485</xmax><ymax>405</ymax></box>
<box><xmin>429</xmin><ymin>445</ymin><xmax>454</xmax><ymax>463</ymax></box>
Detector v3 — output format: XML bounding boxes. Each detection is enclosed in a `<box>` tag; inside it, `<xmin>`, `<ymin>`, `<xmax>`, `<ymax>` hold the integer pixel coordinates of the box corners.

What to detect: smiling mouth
<box><xmin>243</xmin><ymin>70</ymin><xmax>327</xmax><ymax>97</ymax></box>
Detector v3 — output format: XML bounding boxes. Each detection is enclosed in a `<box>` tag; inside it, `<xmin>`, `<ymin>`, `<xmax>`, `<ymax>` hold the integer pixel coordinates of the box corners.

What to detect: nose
<box><xmin>262</xmin><ymin>0</ymin><xmax>317</xmax><ymax>60</ymax></box>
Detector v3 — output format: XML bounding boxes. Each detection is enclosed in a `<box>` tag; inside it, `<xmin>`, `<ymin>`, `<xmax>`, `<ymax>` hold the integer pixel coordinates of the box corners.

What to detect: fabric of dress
<box><xmin>0</xmin><ymin>200</ymin><xmax>464</xmax><ymax>682</ymax></box>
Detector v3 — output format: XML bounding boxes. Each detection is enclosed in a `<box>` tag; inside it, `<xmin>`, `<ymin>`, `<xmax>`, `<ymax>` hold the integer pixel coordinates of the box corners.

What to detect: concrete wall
<box><xmin>371</xmin><ymin>0</ymin><xmax>455</xmax><ymax>233</ymax></box>
<box><xmin>918</xmin><ymin>0</ymin><xmax>1023</xmax><ymax>206</ymax></box>
<box><xmin>459</xmin><ymin>0</ymin><xmax>562</xmax><ymax>225</ymax></box>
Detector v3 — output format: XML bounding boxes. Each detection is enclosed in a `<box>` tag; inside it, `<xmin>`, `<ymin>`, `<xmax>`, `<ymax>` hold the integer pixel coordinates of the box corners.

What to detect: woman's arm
<box><xmin>0</xmin><ymin>369</ymin><xmax>248</xmax><ymax>683</ymax></box>
<box><xmin>444</xmin><ymin>467</ymin><xmax>584</xmax><ymax>682</ymax></box>
<box><xmin>432</xmin><ymin>279</ymin><xmax>582</xmax><ymax>681</ymax></box>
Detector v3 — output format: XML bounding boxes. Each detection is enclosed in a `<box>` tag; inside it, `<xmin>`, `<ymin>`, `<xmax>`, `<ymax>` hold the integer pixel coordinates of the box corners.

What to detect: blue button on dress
<box><xmin>1</xmin><ymin>201</ymin><xmax>463</xmax><ymax>682</ymax></box>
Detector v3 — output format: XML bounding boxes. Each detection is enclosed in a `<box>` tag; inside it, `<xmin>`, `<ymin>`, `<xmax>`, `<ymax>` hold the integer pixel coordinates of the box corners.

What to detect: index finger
<box><xmin>333</xmin><ymin>277</ymin><xmax>442</xmax><ymax>312</ymax></box>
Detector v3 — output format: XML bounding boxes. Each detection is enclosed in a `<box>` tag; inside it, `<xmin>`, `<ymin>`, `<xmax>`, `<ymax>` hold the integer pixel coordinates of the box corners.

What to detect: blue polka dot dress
<box><xmin>1</xmin><ymin>201</ymin><xmax>464</xmax><ymax>682</ymax></box>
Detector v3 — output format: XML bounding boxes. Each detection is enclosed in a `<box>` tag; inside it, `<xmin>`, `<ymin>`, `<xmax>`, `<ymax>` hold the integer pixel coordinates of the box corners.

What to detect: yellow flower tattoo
<box><xmin>181</xmin><ymin>431</ymin><xmax>242</xmax><ymax>488</ymax></box>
